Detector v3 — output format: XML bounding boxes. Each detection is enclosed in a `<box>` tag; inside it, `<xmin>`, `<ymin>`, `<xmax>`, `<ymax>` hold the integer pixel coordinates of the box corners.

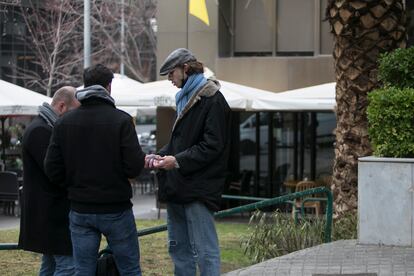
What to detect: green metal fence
<box><xmin>0</xmin><ymin>186</ymin><xmax>332</xmax><ymax>251</ymax></box>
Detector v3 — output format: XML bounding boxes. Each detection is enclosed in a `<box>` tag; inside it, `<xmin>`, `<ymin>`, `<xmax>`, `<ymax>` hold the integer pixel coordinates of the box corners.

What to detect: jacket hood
<box><xmin>76</xmin><ymin>85</ymin><xmax>115</xmax><ymax>105</ymax></box>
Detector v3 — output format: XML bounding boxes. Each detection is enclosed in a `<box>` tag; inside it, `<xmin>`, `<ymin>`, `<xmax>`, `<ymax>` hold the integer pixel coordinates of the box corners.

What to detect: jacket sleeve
<box><xmin>174</xmin><ymin>99</ymin><xmax>229</xmax><ymax>175</ymax></box>
<box><xmin>120</xmin><ymin>118</ymin><xmax>146</xmax><ymax>178</ymax></box>
<box><xmin>157</xmin><ymin>142</ymin><xmax>171</xmax><ymax>156</ymax></box>
<box><xmin>44</xmin><ymin>125</ymin><xmax>66</xmax><ymax>186</ymax></box>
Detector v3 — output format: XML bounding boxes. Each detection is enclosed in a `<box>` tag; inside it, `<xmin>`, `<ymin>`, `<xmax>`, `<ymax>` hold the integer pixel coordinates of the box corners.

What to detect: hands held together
<box><xmin>145</xmin><ymin>154</ymin><xmax>178</xmax><ymax>170</ymax></box>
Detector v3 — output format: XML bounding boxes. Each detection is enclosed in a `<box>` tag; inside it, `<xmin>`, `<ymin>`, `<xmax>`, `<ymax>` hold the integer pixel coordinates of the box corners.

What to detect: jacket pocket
<box><xmin>158</xmin><ymin>169</ymin><xmax>194</xmax><ymax>203</ymax></box>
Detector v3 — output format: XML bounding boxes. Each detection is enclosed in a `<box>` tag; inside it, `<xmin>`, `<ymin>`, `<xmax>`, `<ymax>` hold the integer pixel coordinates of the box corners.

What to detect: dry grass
<box><xmin>0</xmin><ymin>219</ymin><xmax>252</xmax><ymax>275</ymax></box>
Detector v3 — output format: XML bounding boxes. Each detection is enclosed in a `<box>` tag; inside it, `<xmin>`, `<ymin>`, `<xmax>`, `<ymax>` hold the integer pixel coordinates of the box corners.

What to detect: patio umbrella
<box><xmin>0</xmin><ymin>80</ymin><xmax>51</xmax><ymax>167</ymax></box>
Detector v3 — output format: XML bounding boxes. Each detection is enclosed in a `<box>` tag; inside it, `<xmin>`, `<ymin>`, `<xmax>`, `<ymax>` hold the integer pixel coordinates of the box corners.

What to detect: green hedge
<box><xmin>367</xmin><ymin>87</ymin><xmax>414</xmax><ymax>157</ymax></box>
<box><xmin>378</xmin><ymin>47</ymin><xmax>414</xmax><ymax>89</ymax></box>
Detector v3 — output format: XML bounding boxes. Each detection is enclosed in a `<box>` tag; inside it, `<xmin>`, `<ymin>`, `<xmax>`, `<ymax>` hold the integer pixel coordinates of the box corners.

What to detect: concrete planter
<box><xmin>358</xmin><ymin>156</ymin><xmax>414</xmax><ymax>246</ymax></box>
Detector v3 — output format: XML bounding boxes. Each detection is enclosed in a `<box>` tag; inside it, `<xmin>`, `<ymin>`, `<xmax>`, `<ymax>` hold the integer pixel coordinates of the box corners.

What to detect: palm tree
<box><xmin>326</xmin><ymin>0</ymin><xmax>406</xmax><ymax>217</ymax></box>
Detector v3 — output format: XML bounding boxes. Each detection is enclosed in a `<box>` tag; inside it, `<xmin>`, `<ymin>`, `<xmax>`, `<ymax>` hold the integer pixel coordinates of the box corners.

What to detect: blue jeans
<box><xmin>39</xmin><ymin>254</ymin><xmax>74</xmax><ymax>276</ymax></box>
<box><xmin>69</xmin><ymin>209</ymin><xmax>141</xmax><ymax>276</ymax></box>
<box><xmin>167</xmin><ymin>202</ymin><xmax>220</xmax><ymax>276</ymax></box>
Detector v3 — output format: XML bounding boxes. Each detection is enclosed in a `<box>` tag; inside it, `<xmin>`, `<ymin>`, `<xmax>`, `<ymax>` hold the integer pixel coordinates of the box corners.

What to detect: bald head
<box><xmin>51</xmin><ymin>86</ymin><xmax>80</xmax><ymax>116</ymax></box>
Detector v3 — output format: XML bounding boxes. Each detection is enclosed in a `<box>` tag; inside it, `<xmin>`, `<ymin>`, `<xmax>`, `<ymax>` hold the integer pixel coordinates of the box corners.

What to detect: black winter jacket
<box><xmin>18</xmin><ymin>116</ymin><xmax>72</xmax><ymax>255</ymax></box>
<box><xmin>44</xmin><ymin>98</ymin><xmax>145</xmax><ymax>213</ymax></box>
<box><xmin>158</xmin><ymin>79</ymin><xmax>231</xmax><ymax>211</ymax></box>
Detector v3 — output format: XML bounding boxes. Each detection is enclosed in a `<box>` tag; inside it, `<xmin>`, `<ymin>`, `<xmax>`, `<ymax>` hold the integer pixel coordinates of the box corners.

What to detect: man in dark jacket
<box><xmin>44</xmin><ymin>64</ymin><xmax>145</xmax><ymax>276</ymax></box>
<box><xmin>19</xmin><ymin>86</ymin><xmax>80</xmax><ymax>275</ymax></box>
<box><xmin>145</xmin><ymin>48</ymin><xmax>231</xmax><ymax>276</ymax></box>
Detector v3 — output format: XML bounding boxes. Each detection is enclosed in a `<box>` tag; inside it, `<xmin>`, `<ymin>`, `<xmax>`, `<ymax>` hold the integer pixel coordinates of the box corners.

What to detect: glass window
<box><xmin>273</xmin><ymin>112</ymin><xmax>295</xmax><ymax>195</ymax></box>
<box><xmin>239</xmin><ymin>112</ymin><xmax>257</xmax><ymax>163</ymax></box>
<box><xmin>277</xmin><ymin>0</ymin><xmax>314</xmax><ymax>55</ymax></box>
<box><xmin>234</xmin><ymin>0</ymin><xmax>274</xmax><ymax>55</ymax></box>
<box><xmin>320</xmin><ymin>0</ymin><xmax>334</xmax><ymax>55</ymax></box>
<box><xmin>219</xmin><ymin>0</ymin><xmax>333</xmax><ymax>57</ymax></box>
<box><xmin>315</xmin><ymin>112</ymin><xmax>335</xmax><ymax>178</ymax></box>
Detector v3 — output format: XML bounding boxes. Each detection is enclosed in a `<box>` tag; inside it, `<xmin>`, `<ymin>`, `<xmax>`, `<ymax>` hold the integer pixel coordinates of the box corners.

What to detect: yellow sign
<box><xmin>189</xmin><ymin>0</ymin><xmax>210</xmax><ymax>26</ymax></box>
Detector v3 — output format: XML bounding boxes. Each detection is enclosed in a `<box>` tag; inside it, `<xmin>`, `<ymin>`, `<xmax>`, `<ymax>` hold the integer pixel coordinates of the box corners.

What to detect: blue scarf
<box><xmin>175</xmin><ymin>73</ymin><xmax>207</xmax><ymax>115</ymax></box>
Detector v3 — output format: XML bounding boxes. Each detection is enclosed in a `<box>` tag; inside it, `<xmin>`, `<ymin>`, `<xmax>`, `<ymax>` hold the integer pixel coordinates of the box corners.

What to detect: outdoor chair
<box><xmin>290</xmin><ymin>180</ymin><xmax>325</xmax><ymax>219</ymax></box>
<box><xmin>0</xmin><ymin>171</ymin><xmax>20</xmax><ymax>216</ymax></box>
<box><xmin>226</xmin><ymin>170</ymin><xmax>254</xmax><ymax>216</ymax></box>
<box><xmin>228</xmin><ymin>170</ymin><xmax>253</xmax><ymax>196</ymax></box>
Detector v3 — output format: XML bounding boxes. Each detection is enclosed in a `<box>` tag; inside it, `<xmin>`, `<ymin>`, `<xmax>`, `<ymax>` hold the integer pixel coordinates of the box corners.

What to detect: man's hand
<box><xmin>153</xmin><ymin>155</ymin><xmax>178</xmax><ymax>170</ymax></box>
<box><xmin>145</xmin><ymin>154</ymin><xmax>161</xmax><ymax>169</ymax></box>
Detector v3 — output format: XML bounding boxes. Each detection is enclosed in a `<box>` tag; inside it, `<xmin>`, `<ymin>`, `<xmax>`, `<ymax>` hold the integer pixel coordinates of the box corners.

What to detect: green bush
<box><xmin>242</xmin><ymin>211</ymin><xmax>325</xmax><ymax>263</ymax></box>
<box><xmin>242</xmin><ymin>211</ymin><xmax>358</xmax><ymax>263</ymax></box>
<box><xmin>367</xmin><ymin>87</ymin><xmax>414</xmax><ymax>157</ymax></box>
<box><xmin>332</xmin><ymin>211</ymin><xmax>357</xmax><ymax>240</ymax></box>
<box><xmin>378</xmin><ymin>47</ymin><xmax>414</xmax><ymax>89</ymax></box>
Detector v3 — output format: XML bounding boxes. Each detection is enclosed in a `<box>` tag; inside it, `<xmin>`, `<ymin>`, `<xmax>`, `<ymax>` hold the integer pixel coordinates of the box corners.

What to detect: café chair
<box><xmin>0</xmin><ymin>171</ymin><xmax>20</xmax><ymax>216</ymax></box>
<box><xmin>291</xmin><ymin>180</ymin><xmax>325</xmax><ymax>219</ymax></box>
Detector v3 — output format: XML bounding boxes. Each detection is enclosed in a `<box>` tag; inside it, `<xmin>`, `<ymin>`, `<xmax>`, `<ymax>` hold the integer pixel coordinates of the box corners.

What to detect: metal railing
<box><xmin>0</xmin><ymin>187</ymin><xmax>332</xmax><ymax>251</ymax></box>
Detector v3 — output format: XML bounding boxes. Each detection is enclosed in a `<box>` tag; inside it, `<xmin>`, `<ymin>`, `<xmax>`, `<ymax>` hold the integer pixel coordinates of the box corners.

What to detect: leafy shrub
<box><xmin>367</xmin><ymin>87</ymin><xmax>414</xmax><ymax>157</ymax></box>
<box><xmin>332</xmin><ymin>211</ymin><xmax>357</xmax><ymax>240</ymax></box>
<box><xmin>242</xmin><ymin>211</ymin><xmax>325</xmax><ymax>263</ymax></box>
<box><xmin>242</xmin><ymin>211</ymin><xmax>358</xmax><ymax>263</ymax></box>
<box><xmin>378</xmin><ymin>47</ymin><xmax>414</xmax><ymax>89</ymax></box>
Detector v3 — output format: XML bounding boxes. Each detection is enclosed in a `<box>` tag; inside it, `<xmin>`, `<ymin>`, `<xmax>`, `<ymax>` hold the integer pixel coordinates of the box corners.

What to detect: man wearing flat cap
<box><xmin>145</xmin><ymin>48</ymin><xmax>231</xmax><ymax>276</ymax></box>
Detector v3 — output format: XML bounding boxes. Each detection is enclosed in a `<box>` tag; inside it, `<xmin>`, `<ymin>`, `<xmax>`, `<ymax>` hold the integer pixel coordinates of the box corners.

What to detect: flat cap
<box><xmin>159</xmin><ymin>48</ymin><xmax>196</xmax><ymax>76</ymax></box>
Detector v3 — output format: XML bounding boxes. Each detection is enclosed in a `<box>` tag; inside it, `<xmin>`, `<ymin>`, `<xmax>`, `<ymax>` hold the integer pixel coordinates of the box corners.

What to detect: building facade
<box><xmin>156</xmin><ymin>0</ymin><xmax>335</xmax><ymax>92</ymax></box>
<box><xmin>156</xmin><ymin>1</ymin><xmax>414</xmax><ymax>200</ymax></box>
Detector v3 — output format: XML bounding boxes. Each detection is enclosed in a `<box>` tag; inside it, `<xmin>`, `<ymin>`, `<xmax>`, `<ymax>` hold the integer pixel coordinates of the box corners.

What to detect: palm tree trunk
<box><xmin>326</xmin><ymin>0</ymin><xmax>406</xmax><ymax>217</ymax></box>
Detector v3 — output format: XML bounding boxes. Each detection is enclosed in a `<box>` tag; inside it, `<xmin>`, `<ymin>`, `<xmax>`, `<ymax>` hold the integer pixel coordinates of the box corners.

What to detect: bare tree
<box><xmin>16</xmin><ymin>0</ymin><xmax>84</xmax><ymax>96</ymax></box>
<box><xmin>88</xmin><ymin>0</ymin><xmax>157</xmax><ymax>82</ymax></box>
<box><xmin>0</xmin><ymin>0</ymin><xmax>20</xmax><ymax>6</ymax></box>
<box><xmin>5</xmin><ymin>0</ymin><xmax>156</xmax><ymax>96</ymax></box>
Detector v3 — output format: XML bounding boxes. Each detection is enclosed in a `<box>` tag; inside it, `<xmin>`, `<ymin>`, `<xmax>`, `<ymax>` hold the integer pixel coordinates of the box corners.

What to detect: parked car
<box><xmin>138</xmin><ymin>130</ymin><xmax>156</xmax><ymax>154</ymax></box>
<box><xmin>239</xmin><ymin>112</ymin><xmax>335</xmax><ymax>154</ymax></box>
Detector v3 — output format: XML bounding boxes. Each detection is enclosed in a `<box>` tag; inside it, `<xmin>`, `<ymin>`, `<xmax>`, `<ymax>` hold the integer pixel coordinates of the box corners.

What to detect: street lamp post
<box><xmin>120</xmin><ymin>0</ymin><xmax>125</xmax><ymax>76</ymax></box>
<box><xmin>84</xmin><ymin>0</ymin><xmax>91</xmax><ymax>68</ymax></box>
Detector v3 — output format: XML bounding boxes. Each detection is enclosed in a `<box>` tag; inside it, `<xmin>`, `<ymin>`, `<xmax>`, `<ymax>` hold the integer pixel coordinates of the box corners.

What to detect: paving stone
<box><xmin>223</xmin><ymin>240</ymin><xmax>414</xmax><ymax>276</ymax></box>
<box><xmin>313</xmin><ymin>274</ymin><xmax>377</xmax><ymax>276</ymax></box>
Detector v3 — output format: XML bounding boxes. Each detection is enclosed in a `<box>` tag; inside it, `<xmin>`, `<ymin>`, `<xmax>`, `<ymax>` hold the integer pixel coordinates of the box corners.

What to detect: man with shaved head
<box><xmin>19</xmin><ymin>86</ymin><xmax>80</xmax><ymax>276</ymax></box>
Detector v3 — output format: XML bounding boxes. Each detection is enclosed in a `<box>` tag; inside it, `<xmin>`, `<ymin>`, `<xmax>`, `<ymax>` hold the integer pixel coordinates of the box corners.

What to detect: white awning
<box><xmin>81</xmin><ymin>72</ymin><xmax>336</xmax><ymax>113</ymax></box>
<box><xmin>252</xmin><ymin>82</ymin><xmax>336</xmax><ymax>111</ymax></box>
<box><xmin>114</xmin><ymin>80</ymin><xmax>336</xmax><ymax>112</ymax></box>
<box><xmin>0</xmin><ymin>80</ymin><xmax>51</xmax><ymax>116</ymax></box>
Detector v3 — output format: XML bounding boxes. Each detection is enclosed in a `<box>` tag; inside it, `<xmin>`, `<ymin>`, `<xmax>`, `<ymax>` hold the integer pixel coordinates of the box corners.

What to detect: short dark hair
<box><xmin>83</xmin><ymin>64</ymin><xmax>114</xmax><ymax>88</ymax></box>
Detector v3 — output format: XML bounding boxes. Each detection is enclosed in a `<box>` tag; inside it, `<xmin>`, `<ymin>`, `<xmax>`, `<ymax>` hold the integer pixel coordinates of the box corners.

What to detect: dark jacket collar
<box><xmin>172</xmin><ymin>78</ymin><xmax>221</xmax><ymax>131</ymax></box>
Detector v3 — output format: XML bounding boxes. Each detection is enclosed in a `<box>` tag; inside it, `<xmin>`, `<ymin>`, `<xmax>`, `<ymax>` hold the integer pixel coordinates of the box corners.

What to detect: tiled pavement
<box><xmin>0</xmin><ymin>191</ymin><xmax>165</xmax><ymax>230</ymax></box>
<box><xmin>224</xmin><ymin>240</ymin><xmax>414</xmax><ymax>276</ymax></box>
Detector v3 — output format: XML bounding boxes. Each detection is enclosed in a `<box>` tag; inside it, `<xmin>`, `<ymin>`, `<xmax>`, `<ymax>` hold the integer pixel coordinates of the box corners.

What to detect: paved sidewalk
<box><xmin>0</xmin><ymin>192</ymin><xmax>164</xmax><ymax>230</ymax></box>
<box><xmin>224</xmin><ymin>240</ymin><xmax>414</xmax><ymax>276</ymax></box>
